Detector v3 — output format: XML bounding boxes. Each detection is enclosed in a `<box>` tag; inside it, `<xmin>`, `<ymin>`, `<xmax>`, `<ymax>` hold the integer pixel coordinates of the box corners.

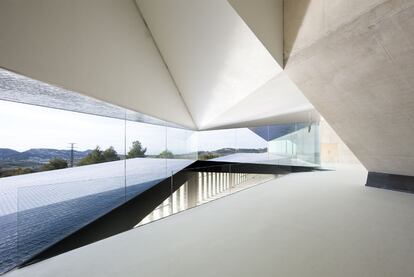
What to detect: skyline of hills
<box><xmin>0</xmin><ymin>148</ymin><xmax>93</xmax><ymax>163</ymax></box>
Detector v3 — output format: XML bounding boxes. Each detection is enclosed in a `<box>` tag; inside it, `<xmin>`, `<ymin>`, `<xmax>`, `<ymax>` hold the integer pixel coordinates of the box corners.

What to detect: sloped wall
<box><xmin>285</xmin><ymin>0</ymin><xmax>414</xmax><ymax>176</ymax></box>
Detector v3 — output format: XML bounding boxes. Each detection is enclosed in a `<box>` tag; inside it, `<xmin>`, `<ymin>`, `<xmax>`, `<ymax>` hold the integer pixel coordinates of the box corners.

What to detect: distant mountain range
<box><xmin>0</xmin><ymin>147</ymin><xmax>267</xmax><ymax>164</ymax></box>
<box><xmin>0</xmin><ymin>148</ymin><xmax>93</xmax><ymax>163</ymax></box>
<box><xmin>198</xmin><ymin>147</ymin><xmax>266</xmax><ymax>155</ymax></box>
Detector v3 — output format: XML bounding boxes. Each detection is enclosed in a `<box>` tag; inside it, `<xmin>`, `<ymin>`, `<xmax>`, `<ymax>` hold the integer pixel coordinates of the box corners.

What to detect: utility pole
<box><xmin>69</xmin><ymin>143</ymin><xmax>76</xmax><ymax>167</ymax></box>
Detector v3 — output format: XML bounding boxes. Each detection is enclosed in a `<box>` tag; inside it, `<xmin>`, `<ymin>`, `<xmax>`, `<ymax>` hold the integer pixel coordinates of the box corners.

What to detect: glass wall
<box><xmin>0</xmin><ymin>99</ymin><xmax>196</xmax><ymax>274</ymax></box>
<box><xmin>125</xmin><ymin>120</ymin><xmax>167</xmax><ymax>201</ymax></box>
<box><xmin>0</xmin><ymin>99</ymin><xmax>321</xmax><ymax>274</ymax></box>
<box><xmin>123</xmin><ymin>123</ymin><xmax>198</xmax><ymax>201</ymax></box>
<box><xmin>268</xmin><ymin>123</ymin><xmax>320</xmax><ymax>166</ymax></box>
<box><xmin>0</xmin><ymin>67</ymin><xmax>322</xmax><ymax>273</ymax></box>
<box><xmin>196</xmin><ymin>123</ymin><xmax>320</xmax><ymax>166</ymax></box>
<box><xmin>235</xmin><ymin>127</ymin><xmax>269</xmax><ymax>163</ymax></box>
<box><xmin>196</xmin><ymin>129</ymin><xmax>237</xmax><ymax>160</ymax></box>
<box><xmin>165</xmin><ymin>126</ymin><xmax>198</xmax><ymax>179</ymax></box>
<box><xmin>166</xmin><ymin>126</ymin><xmax>198</xmax><ymax>160</ymax></box>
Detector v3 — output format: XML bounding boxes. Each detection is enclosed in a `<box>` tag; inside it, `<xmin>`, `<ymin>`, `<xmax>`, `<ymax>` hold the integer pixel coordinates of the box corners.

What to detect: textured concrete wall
<box><xmin>285</xmin><ymin>0</ymin><xmax>414</xmax><ymax>176</ymax></box>
<box><xmin>320</xmin><ymin>119</ymin><xmax>360</xmax><ymax>165</ymax></box>
<box><xmin>284</xmin><ymin>0</ymin><xmax>389</xmax><ymax>61</ymax></box>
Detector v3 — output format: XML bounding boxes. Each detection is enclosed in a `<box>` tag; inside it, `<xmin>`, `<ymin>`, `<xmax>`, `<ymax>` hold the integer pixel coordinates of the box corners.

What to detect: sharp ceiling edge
<box><xmin>227</xmin><ymin>0</ymin><xmax>284</xmax><ymax>67</ymax></box>
<box><xmin>196</xmin><ymin>0</ymin><xmax>284</xmax><ymax>130</ymax></box>
<box><xmin>282</xmin><ymin>0</ymin><xmax>286</xmax><ymax>68</ymax></box>
<box><xmin>133</xmin><ymin>0</ymin><xmax>199</xmax><ymax>131</ymax></box>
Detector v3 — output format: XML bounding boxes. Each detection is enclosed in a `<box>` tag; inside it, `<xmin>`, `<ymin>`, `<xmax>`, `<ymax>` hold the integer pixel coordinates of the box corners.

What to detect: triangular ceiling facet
<box><xmin>137</xmin><ymin>0</ymin><xmax>318</xmax><ymax>130</ymax></box>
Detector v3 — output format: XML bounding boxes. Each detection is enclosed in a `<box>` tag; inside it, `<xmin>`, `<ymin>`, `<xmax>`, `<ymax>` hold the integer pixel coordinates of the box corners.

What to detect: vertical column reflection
<box><xmin>187</xmin><ymin>173</ymin><xmax>198</xmax><ymax>208</ymax></box>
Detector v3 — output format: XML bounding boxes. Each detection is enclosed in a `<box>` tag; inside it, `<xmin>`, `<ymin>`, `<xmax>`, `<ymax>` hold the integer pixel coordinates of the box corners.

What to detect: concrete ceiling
<box><xmin>0</xmin><ymin>0</ymin><xmax>317</xmax><ymax>130</ymax></box>
<box><xmin>136</xmin><ymin>0</ymin><xmax>315</xmax><ymax>130</ymax></box>
<box><xmin>227</xmin><ymin>0</ymin><xmax>284</xmax><ymax>66</ymax></box>
<box><xmin>0</xmin><ymin>0</ymin><xmax>196</xmax><ymax>129</ymax></box>
<box><xmin>201</xmin><ymin>72</ymin><xmax>316</xmax><ymax>129</ymax></box>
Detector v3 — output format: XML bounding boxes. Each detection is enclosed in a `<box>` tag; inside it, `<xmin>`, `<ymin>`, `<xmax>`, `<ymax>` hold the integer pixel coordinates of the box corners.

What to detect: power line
<box><xmin>69</xmin><ymin>143</ymin><xmax>76</xmax><ymax>167</ymax></box>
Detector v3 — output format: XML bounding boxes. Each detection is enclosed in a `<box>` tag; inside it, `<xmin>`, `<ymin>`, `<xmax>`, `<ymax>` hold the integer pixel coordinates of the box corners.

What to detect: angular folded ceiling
<box><xmin>227</xmin><ymin>0</ymin><xmax>284</xmax><ymax>66</ymax></box>
<box><xmin>0</xmin><ymin>0</ymin><xmax>196</xmax><ymax>129</ymax></box>
<box><xmin>136</xmin><ymin>0</ymin><xmax>316</xmax><ymax>130</ymax></box>
<box><xmin>0</xmin><ymin>0</ymin><xmax>317</xmax><ymax>131</ymax></box>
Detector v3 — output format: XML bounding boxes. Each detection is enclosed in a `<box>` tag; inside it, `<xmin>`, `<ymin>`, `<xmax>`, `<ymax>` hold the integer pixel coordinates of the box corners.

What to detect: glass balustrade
<box><xmin>0</xmin><ymin>68</ymin><xmax>322</xmax><ymax>274</ymax></box>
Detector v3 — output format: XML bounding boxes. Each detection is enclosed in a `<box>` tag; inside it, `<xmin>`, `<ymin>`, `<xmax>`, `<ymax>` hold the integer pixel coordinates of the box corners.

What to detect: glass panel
<box><xmin>125</xmin><ymin>120</ymin><xmax>168</xmax><ymax>201</ymax></box>
<box><xmin>17</xmin><ymin>176</ymin><xmax>125</xmax><ymax>264</ymax></box>
<box><xmin>199</xmin><ymin>127</ymin><xmax>269</xmax><ymax>163</ymax></box>
<box><xmin>0</xmin><ymin>186</ymin><xmax>17</xmax><ymax>274</ymax></box>
<box><xmin>0</xmin><ymin>100</ymin><xmax>127</xmax><ymax>270</ymax></box>
<box><xmin>235</xmin><ymin>127</ymin><xmax>269</xmax><ymax>164</ymax></box>
<box><xmin>268</xmin><ymin>123</ymin><xmax>320</xmax><ymax>166</ymax></box>
<box><xmin>0</xmin><ymin>66</ymin><xmax>323</xmax><ymax>273</ymax></box>
<box><xmin>165</xmin><ymin>126</ymin><xmax>197</xmax><ymax>183</ymax></box>
<box><xmin>197</xmin><ymin>129</ymin><xmax>236</xmax><ymax>160</ymax></box>
<box><xmin>166</xmin><ymin>126</ymin><xmax>197</xmax><ymax>161</ymax></box>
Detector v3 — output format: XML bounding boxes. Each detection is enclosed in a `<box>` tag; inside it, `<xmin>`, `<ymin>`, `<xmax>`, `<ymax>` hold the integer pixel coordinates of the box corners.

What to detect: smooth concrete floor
<box><xmin>7</xmin><ymin>165</ymin><xmax>414</xmax><ymax>277</ymax></box>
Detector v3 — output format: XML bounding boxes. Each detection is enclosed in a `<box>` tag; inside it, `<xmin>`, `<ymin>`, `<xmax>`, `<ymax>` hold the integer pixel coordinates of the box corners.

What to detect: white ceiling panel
<box><xmin>202</xmin><ymin>72</ymin><xmax>316</xmax><ymax>129</ymax></box>
<box><xmin>0</xmin><ymin>0</ymin><xmax>196</xmax><ymax>129</ymax></box>
<box><xmin>0</xmin><ymin>0</ymin><xmax>317</xmax><ymax>131</ymax></box>
<box><xmin>228</xmin><ymin>0</ymin><xmax>284</xmax><ymax>67</ymax></box>
<box><xmin>136</xmin><ymin>0</ymin><xmax>284</xmax><ymax>129</ymax></box>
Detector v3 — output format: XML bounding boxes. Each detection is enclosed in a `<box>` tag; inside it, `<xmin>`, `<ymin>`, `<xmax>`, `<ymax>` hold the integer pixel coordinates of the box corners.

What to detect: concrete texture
<box><xmin>285</xmin><ymin>0</ymin><xmax>414</xmax><ymax>176</ymax></box>
<box><xmin>320</xmin><ymin>118</ymin><xmax>360</xmax><ymax>165</ymax></box>
<box><xmin>284</xmin><ymin>0</ymin><xmax>389</xmax><ymax>60</ymax></box>
<box><xmin>6</xmin><ymin>165</ymin><xmax>414</xmax><ymax>277</ymax></box>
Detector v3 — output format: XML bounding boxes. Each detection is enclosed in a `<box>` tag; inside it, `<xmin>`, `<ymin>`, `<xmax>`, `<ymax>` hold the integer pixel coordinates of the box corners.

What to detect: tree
<box><xmin>1</xmin><ymin>167</ymin><xmax>34</xmax><ymax>177</ymax></box>
<box><xmin>78</xmin><ymin>146</ymin><xmax>105</xmax><ymax>166</ymax></box>
<box><xmin>198</xmin><ymin>152</ymin><xmax>220</xmax><ymax>160</ymax></box>
<box><xmin>78</xmin><ymin>146</ymin><xmax>120</xmax><ymax>166</ymax></box>
<box><xmin>157</xmin><ymin>150</ymin><xmax>174</xmax><ymax>159</ymax></box>
<box><xmin>127</xmin><ymin>141</ymin><xmax>147</xmax><ymax>159</ymax></box>
<box><xmin>41</xmin><ymin>158</ymin><xmax>68</xmax><ymax>171</ymax></box>
<box><xmin>103</xmin><ymin>146</ymin><xmax>120</xmax><ymax>162</ymax></box>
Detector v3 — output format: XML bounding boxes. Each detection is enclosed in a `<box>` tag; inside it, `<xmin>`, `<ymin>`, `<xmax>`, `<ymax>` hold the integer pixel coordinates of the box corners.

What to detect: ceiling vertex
<box><xmin>137</xmin><ymin>0</ymin><xmax>317</xmax><ymax>130</ymax></box>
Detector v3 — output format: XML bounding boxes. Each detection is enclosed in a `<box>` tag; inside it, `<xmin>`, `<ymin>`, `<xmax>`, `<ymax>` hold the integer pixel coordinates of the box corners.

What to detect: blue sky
<box><xmin>0</xmin><ymin>100</ymin><xmax>266</xmax><ymax>155</ymax></box>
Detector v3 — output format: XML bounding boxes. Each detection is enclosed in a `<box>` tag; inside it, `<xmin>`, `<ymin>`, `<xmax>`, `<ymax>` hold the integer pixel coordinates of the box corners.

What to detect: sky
<box><xmin>0</xmin><ymin>100</ymin><xmax>266</xmax><ymax>155</ymax></box>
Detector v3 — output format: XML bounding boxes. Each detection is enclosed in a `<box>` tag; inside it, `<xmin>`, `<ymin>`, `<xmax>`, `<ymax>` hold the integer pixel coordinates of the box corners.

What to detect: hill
<box><xmin>0</xmin><ymin>148</ymin><xmax>92</xmax><ymax>163</ymax></box>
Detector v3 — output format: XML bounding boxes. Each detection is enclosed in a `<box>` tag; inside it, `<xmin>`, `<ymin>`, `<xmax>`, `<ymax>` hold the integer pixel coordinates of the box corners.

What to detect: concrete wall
<box><xmin>285</xmin><ymin>0</ymin><xmax>414</xmax><ymax>176</ymax></box>
<box><xmin>0</xmin><ymin>0</ymin><xmax>195</xmax><ymax>129</ymax></box>
<box><xmin>284</xmin><ymin>0</ymin><xmax>388</xmax><ymax>61</ymax></box>
<box><xmin>320</xmin><ymin>119</ymin><xmax>360</xmax><ymax>165</ymax></box>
